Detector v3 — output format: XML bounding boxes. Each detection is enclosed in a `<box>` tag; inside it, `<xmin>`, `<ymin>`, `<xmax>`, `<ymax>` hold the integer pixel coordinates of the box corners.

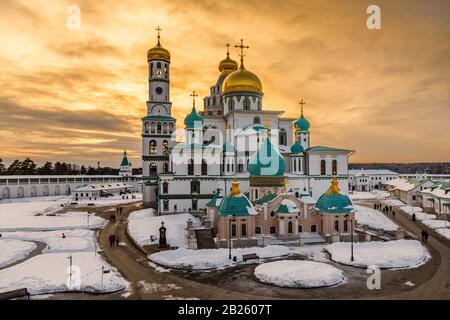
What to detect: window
<box><xmin>149</xmin><ymin>163</ymin><xmax>157</xmax><ymax>175</ymax></box>
<box><xmin>169</xmin><ymin>122</ymin><xmax>174</xmax><ymax>133</ymax></box>
<box><xmin>311</xmin><ymin>224</ymin><xmax>317</xmax><ymax>232</ymax></box>
<box><xmin>288</xmin><ymin>221</ymin><xmax>293</xmax><ymax>234</ymax></box>
<box><xmin>254</xmin><ymin>189</ymin><xmax>258</xmax><ymax>199</ymax></box>
<box><xmin>334</xmin><ymin>220</ymin><xmax>339</xmax><ymax>232</ymax></box>
<box><xmin>162</xmin><ymin>182</ymin><xmax>168</xmax><ymax>194</ymax></box>
<box><xmin>279</xmin><ymin>129</ymin><xmax>287</xmax><ymax>146</ymax></box>
<box><xmin>188</xmin><ymin>159</ymin><xmax>194</xmax><ymax>175</ymax></box>
<box><xmin>150</xmin><ymin>63</ymin><xmax>153</xmax><ymax>77</ymax></box>
<box><xmin>241</xmin><ymin>224</ymin><xmax>247</xmax><ymax>237</ymax></box>
<box><xmin>298</xmin><ymin>225</ymin><xmax>303</xmax><ymax>232</ymax></box>
<box><xmin>201</xmin><ymin>160</ymin><xmax>208</xmax><ymax>175</ymax></box>
<box><xmin>157</xmin><ymin>122</ymin><xmax>162</xmax><ymax>134</ymax></box>
<box><xmin>162</xmin><ymin>140</ymin><xmax>169</xmax><ymax>154</ymax></box>
<box><xmin>144</xmin><ymin>122</ymin><xmax>149</xmax><ymax>133</ymax></box>
<box><xmin>243</xmin><ymin>97</ymin><xmax>250</xmax><ymax>110</ymax></box>
<box><xmin>344</xmin><ymin>220</ymin><xmax>348</xmax><ymax>232</ymax></box>
<box><xmin>149</xmin><ymin>140</ymin><xmax>157</xmax><ymax>154</ymax></box>
<box><xmin>253</xmin><ymin>116</ymin><xmax>260</xmax><ymax>124</ymax></box>
<box><xmin>257</xmin><ymin>100</ymin><xmax>262</xmax><ymax>110</ymax></box>
<box><xmin>270</xmin><ymin>211</ymin><xmax>275</xmax><ymax>217</ymax></box>
<box><xmin>321</xmin><ymin>160</ymin><xmax>326</xmax><ymax>175</ymax></box>
<box><xmin>270</xmin><ymin>226</ymin><xmax>276</xmax><ymax>234</ymax></box>
<box><xmin>163</xmin><ymin>199</ymin><xmax>169</xmax><ymax>211</ymax></box>
<box><xmin>293</xmin><ymin>159</ymin><xmax>297</xmax><ymax>172</ymax></box>
<box><xmin>255</xmin><ymin>227</ymin><xmax>261</xmax><ymax>234</ymax></box>
<box><xmin>156</xmin><ymin>87</ymin><xmax>163</xmax><ymax>95</ymax></box>
<box><xmin>332</xmin><ymin>160</ymin><xmax>337</xmax><ymax>175</ymax></box>
<box><xmin>163</xmin><ymin>163</ymin><xmax>169</xmax><ymax>173</ymax></box>
<box><xmin>150</xmin><ymin>122</ymin><xmax>156</xmax><ymax>133</ymax></box>
<box><xmin>191</xmin><ymin>180</ymin><xmax>200</xmax><ymax>193</ymax></box>
<box><xmin>192</xmin><ymin>199</ymin><xmax>198</xmax><ymax>210</ymax></box>
<box><xmin>163</xmin><ymin>122</ymin><xmax>168</xmax><ymax>134</ymax></box>
<box><xmin>229</xmin><ymin>99</ymin><xmax>234</xmax><ymax>110</ymax></box>
<box><xmin>156</xmin><ymin>62</ymin><xmax>162</xmax><ymax>76</ymax></box>
<box><xmin>232</xmin><ymin>224</ymin><xmax>237</xmax><ymax>237</ymax></box>
<box><xmin>238</xmin><ymin>160</ymin><xmax>244</xmax><ymax>172</ymax></box>
<box><xmin>164</xmin><ymin>63</ymin><xmax>168</xmax><ymax>79</ymax></box>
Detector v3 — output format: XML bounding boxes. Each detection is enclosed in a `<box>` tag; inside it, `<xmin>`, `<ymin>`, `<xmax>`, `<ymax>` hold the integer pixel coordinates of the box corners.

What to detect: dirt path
<box><xmin>0</xmin><ymin>240</ymin><xmax>46</xmax><ymax>270</ymax></box>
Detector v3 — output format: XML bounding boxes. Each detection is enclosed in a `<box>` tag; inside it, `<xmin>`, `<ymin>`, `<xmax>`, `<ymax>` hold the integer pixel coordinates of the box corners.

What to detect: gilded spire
<box><xmin>235</xmin><ymin>39</ymin><xmax>249</xmax><ymax>71</ymax></box>
<box><xmin>325</xmin><ymin>177</ymin><xmax>340</xmax><ymax>195</ymax></box>
<box><xmin>229</xmin><ymin>177</ymin><xmax>241</xmax><ymax>196</ymax></box>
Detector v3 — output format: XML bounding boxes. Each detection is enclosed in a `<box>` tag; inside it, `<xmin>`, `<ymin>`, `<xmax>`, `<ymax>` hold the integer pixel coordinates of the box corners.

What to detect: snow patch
<box><xmin>0</xmin><ymin>239</ymin><xmax>37</xmax><ymax>268</ymax></box>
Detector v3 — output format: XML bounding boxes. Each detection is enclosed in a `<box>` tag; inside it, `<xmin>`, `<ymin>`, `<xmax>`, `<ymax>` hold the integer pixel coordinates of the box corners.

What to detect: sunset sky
<box><xmin>0</xmin><ymin>0</ymin><xmax>449</xmax><ymax>167</ymax></box>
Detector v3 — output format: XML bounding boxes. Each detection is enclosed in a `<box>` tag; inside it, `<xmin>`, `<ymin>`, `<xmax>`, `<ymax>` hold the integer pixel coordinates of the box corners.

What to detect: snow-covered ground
<box><xmin>290</xmin><ymin>244</ymin><xmax>329</xmax><ymax>262</ymax></box>
<box><xmin>399</xmin><ymin>205</ymin><xmax>436</xmax><ymax>221</ymax></box>
<box><xmin>71</xmin><ymin>194</ymin><xmax>142</xmax><ymax>207</ymax></box>
<box><xmin>0</xmin><ymin>201</ymin><xmax>106</xmax><ymax>231</ymax></box>
<box><xmin>0</xmin><ymin>229</ymin><xmax>96</xmax><ymax>253</ymax></box>
<box><xmin>128</xmin><ymin>209</ymin><xmax>200</xmax><ymax>249</ymax></box>
<box><xmin>0</xmin><ymin>239</ymin><xmax>37</xmax><ymax>268</ymax></box>
<box><xmin>349</xmin><ymin>190</ymin><xmax>390</xmax><ymax>201</ymax></box>
<box><xmin>354</xmin><ymin>205</ymin><xmax>399</xmax><ymax>231</ymax></box>
<box><xmin>435</xmin><ymin>228</ymin><xmax>450</xmax><ymax>241</ymax></box>
<box><xmin>325</xmin><ymin>240</ymin><xmax>430</xmax><ymax>269</ymax></box>
<box><xmin>421</xmin><ymin>219</ymin><xmax>450</xmax><ymax>230</ymax></box>
<box><xmin>0</xmin><ymin>252</ymin><xmax>125</xmax><ymax>295</ymax></box>
<box><xmin>254</xmin><ymin>260</ymin><xmax>345</xmax><ymax>288</ymax></box>
<box><xmin>149</xmin><ymin>245</ymin><xmax>291</xmax><ymax>270</ymax></box>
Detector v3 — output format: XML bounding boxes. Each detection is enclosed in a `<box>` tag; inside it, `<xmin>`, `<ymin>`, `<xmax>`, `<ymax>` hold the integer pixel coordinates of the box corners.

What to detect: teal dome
<box><xmin>218</xmin><ymin>179</ymin><xmax>255</xmax><ymax>216</ymax></box>
<box><xmin>290</xmin><ymin>140</ymin><xmax>304</xmax><ymax>154</ymax></box>
<box><xmin>294</xmin><ymin>114</ymin><xmax>310</xmax><ymax>131</ymax></box>
<box><xmin>184</xmin><ymin>106</ymin><xmax>203</xmax><ymax>129</ymax></box>
<box><xmin>316</xmin><ymin>179</ymin><xmax>353</xmax><ymax>213</ymax></box>
<box><xmin>248</xmin><ymin>138</ymin><xmax>286</xmax><ymax>176</ymax></box>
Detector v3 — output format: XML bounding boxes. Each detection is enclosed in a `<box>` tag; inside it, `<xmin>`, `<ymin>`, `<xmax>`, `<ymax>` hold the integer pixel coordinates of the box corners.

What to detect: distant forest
<box><xmin>349</xmin><ymin>162</ymin><xmax>450</xmax><ymax>174</ymax></box>
<box><xmin>0</xmin><ymin>157</ymin><xmax>142</xmax><ymax>176</ymax></box>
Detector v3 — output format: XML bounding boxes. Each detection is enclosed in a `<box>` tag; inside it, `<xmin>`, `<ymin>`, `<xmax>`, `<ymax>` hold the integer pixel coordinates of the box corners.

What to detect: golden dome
<box><xmin>222</xmin><ymin>65</ymin><xmax>262</xmax><ymax>94</ymax></box>
<box><xmin>218</xmin><ymin>56</ymin><xmax>238</xmax><ymax>75</ymax></box>
<box><xmin>147</xmin><ymin>41</ymin><xmax>170</xmax><ymax>62</ymax></box>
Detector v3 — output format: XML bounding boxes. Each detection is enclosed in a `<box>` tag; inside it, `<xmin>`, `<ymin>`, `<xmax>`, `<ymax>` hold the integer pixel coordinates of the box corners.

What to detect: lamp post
<box><xmin>345</xmin><ymin>214</ymin><xmax>354</xmax><ymax>261</ymax></box>
<box><xmin>228</xmin><ymin>214</ymin><xmax>236</xmax><ymax>259</ymax></box>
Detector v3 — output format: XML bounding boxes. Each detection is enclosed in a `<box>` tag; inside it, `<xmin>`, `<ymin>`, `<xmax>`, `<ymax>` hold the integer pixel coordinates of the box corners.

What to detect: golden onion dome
<box><xmin>147</xmin><ymin>40</ymin><xmax>170</xmax><ymax>62</ymax></box>
<box><xmin>218</xmin><ymin>55</ymin><xmax>238</xmax><ymax>75</ymax></box>
<box><xmin>222</xmin><ymin>65</ymin><xmax>262</xmax><ymax>94</ymax></box>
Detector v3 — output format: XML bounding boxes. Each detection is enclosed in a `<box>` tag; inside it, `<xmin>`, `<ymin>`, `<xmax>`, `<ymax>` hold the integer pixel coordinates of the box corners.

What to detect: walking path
<box><xmin>97</xmin><ymin>204</ymin><xmax>258</xmax><ymax>300</ymax></box>
<box><xmin>0</xmin><ymin>241</ymin><xmax>46</xmax><ymax>270</ymax></box>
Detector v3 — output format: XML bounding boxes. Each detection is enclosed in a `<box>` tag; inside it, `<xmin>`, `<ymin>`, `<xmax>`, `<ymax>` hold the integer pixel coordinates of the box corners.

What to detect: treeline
<box><xmin>0</xmin><ymin>158</ymin><xmax>119</xmax><ymax>175</ymax></box>
<box><xmin>349</xmin><ymin>162</ymin><xmax>450</xmax><ymax>174</ymax></box>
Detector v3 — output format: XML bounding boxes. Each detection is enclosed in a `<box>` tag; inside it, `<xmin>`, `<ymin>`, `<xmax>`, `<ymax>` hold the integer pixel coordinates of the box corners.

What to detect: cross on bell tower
<box><xmin>235</xmin><ymin>39</ymin><xmax>249</xmax><ymax>70</ymax></box>
<box><xmin>299</xmin><ymin>99</ymin><xmax>306</xmax><ymax>115</ymax></box>
<box><xmin>190</xmin><ymin>90</ymin><xmax>198</xmax><ymax>108</ymax></box>
<box><xmin>155</xmin><ymin>26</ymin><xmax>162</xmax><ymax>45</ymax></box>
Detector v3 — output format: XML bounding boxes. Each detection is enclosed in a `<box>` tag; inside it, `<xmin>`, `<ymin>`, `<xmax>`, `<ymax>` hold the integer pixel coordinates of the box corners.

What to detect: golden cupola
<box><xmin>218</xmin><ymin>43</ymin><xmax>238</xmax><ymax>75</ymax></box>
<box><xmin>222</xmin><ymin>39</ymin><xmax>262</xmax><ymax>94</ymax></box>
<box><xmin>147</xmin><ymin>27</ymin><xmax>171</xmax><ymax>62</ymax></box>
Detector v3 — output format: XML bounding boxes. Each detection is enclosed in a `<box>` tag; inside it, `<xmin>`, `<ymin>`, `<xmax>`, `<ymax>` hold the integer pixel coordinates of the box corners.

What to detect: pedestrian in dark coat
<box><xmin>112</xmin><ymin>234</ymin><xmax>116</xmax><ymax>246</ymax></box>
<box><xmin>424</xmin><ymin>230</ymin><xmax>429</xmax><ymax>242</ymax></box>
<box><xmin>108</xmin><ymin>234</ymin><xmax>113</xmax><ymax>247</ymax></box>
<box><xmin>115</xmin><ymin>236</ymin><xmax>119</xmax><ymax>246</ymax></box>
<box><xmin>392</xmin><ymin>210</ymin><xmax>396</xmax><ymax>218</ymax></box>
<box><xmin>412</xmin><ymin>213</ymin><xmax>416</xmax><ymax>221</ymax></box>
<box><xmin>421</xmin><ymin>230</ymin><xmax>426</xmax><ymax>242</ymax></box>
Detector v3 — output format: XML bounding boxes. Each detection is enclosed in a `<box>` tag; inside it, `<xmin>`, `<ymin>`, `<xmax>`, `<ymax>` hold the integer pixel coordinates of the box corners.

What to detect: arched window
<box><xmin>201</xmin><ymin>160</ymin><xmax>208</xmax><ymax>175</ymax></box>
<box><xmin>163</xmin><ymin>122</ymin><xmax>168</xmax><ymax>134</ymax></box>
<box><xmin>334</xmin><ymin>220</ymin><xmax>339</xmax><ymax>232</ymax></box>
<box><xmin>229</xmin><ymin>99</ymin><xmax>234</xmax><ymax>110</ymax></box>
<box><xmin>344</xmin><ymin>220</ymin><xmax>348</xmax><ymax>232</ymax></box>
<box><xmin>162</xmin><ymin>182</ymin><xmax>169</xmax><ymax>194</ymax></box>
<box><xmin>321</xmin><ymin>160</ymin><xmax>326</xmax><ymax>175</ymax></box>
<box><xmin>257</xmin><ymin>99</ymin><xmax>262</xmax><ymax>110</ymax></box>
<box><xmin>190</xmin><ymin>180</ymin><xmax>200</xmax><ymax>193</ymax></box>
<box><xmin>288</xmin><ymin>221</ymin><xmax>293</xmax><ymax>234</ymax></box>
<box><xmin>311</xmin><ymin>224</ymin><xmax>317</xmax><ymax>232</ymax></box>
<box><xmin>270</xmin><ymin>226</ymin><xmax>276</xmax><ymax>234</ymax></box>
<box><xmin>241</xmin><ymin>224</ymin><xmax>247</xmax><ymax>237</ymax></box>
<box><xmin>293</xmin><ymin>159</ymin><xmax>297</xmax><ymax>172</ymax></box>
<box><xmin>169</xmin><ymin>122</ymin><xmax>174</xmax><ymax>133</ymax></box>
<box><xmin>332</xmin><ymin>159</ymin><xmax>337</xmax><ymax>175</ymax></box>
<box><xmin>212</xmin><ymin>97</ymin><xmax>216</xmax><ymax>106</ymax></box>
<box><xmin>243</xmin><ymin>97</ymin><xmax>250</xmax><ymax>110</ymax></box>
<box><xmin>157</xmin><ymin>122</ymin><xmax>162</xmax><ymax>134</ymax></box>
<box><xmin>253</xmin><ymin>116</ymin><xmax>260</xmax><ymax>124</ymax></box>
<box><xmin>231</xmin><ymin>224</ymin><xmax>237</xmax><ymax>237</ymax></box>
<box><xmin>156</xmin><ymin>62</ymin><xmax>162</xmax><ymax>76</ymax></box>
<box><xmin>149</xmin><ymin>140</ymin><xmax>157</xmax><ymax>154</ymax></box>
<box><xmin>162</xmin><ymin>140</ymin><xmax>169</xmax><ymax>154</ymax></box>
<box><xmin>188</xmin><ymin>159</ymin><xmax>194</xmax><ymax>175</ymax></box>
<box><xmin>149</xmin><ymin>163</ymin><xmax>157</xmax><ymax>175</ymax></box>
<box><xmin>254</xmin><ymin>189</ymin><xmax>258</xmax><ymax>199</ymax></box>
<box><xmin>150</xmin><ymin>122</ymin><xmax>156</xmax><ymax>133</ymax></box>
<box><xmin>279</xmin><ymin>129</ymin><xmax>287</xmax><ymax>146</ymax></box>
<box><xmin>164</xmin><ymin>63</ymin><xmax>168</xmax><ymax>79</ymax></box>
<box><xmin>144</xmin><ymin>122</ymin><xmax>149</xmax><ymax>133</ymax></box>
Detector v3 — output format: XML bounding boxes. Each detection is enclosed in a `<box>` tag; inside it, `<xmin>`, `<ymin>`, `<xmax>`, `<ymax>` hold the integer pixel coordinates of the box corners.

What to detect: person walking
<box><xmin>119</xmin><ymin>207</ymin><xmax>123</xmax><ymax>215</ymax></box>
<box><xmin>424</xmin><ymin>230</ymin><xmax>429</xmax><ymax>242</ymax></box>
<box><xmin>115</xmin><ymin>235</ymin><xmax>120</xmax><ymax>246</ymax></box>
<box><xmin>112</xmin><ymin>234</ymin><xmax>116</xmax><ymax>246</ymax></box>
<box><xmin>412</xmin><ymin>213</ymin><xmax>416</xmax><ymax>221</ymax></box>
<box><xmin>108</xmin><ymin>234</ymin><xmax>113</xmax><ymax>247</ymax></box>
<box><xmin>392</xmin><ymin>210</ymin><xmax>396</xmax><ymax>218</ymax></box>
<box><xmin>421</xmin><ymin>229</ymin><xmax>426</xmax><ymax>243</ymax></box>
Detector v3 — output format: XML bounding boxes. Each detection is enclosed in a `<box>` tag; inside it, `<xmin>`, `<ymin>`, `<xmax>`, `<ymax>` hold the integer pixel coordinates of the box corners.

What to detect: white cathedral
<box><xmin>141</xmin><ymin>29</ymin><xmax>354</xmax><ymax>212</ymax></box>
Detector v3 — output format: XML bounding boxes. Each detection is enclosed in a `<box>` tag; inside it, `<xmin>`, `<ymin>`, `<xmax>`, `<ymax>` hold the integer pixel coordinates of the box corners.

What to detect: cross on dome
<box><xmin>155</xmin><ymin>26</ymin><xmax>162</xmax><ymax>44</ymax></box>
<box><xmin>235</xmin><ymin>39</ymin><xmax>249</xmax><ymax>70</ymax></box>
<box><xmin>299</xmin><ymin>99</ymin><xmax>306</xmax><ymax>115</ymax></box>
<box><xmin>190</xmin><ymin>90</ymin><xmax>198</xmax><ymax>108</ymax></box>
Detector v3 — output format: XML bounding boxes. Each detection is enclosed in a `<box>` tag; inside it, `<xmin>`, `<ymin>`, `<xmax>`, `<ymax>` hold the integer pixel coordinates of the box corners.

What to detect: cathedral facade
<box><xmin>141</xmin><ymin>30</ymin><xmax>354</xmax><ymax>213</ymax></box>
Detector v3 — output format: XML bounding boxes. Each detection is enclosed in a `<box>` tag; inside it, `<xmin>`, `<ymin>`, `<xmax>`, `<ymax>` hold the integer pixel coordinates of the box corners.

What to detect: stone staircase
<box><xmin>195</xmin><ymin>228</ymin><xmax>216</xmax><ymax>249</ymax></box>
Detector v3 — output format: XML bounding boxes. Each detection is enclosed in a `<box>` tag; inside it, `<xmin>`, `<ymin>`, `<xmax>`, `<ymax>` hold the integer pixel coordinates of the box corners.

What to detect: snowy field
<box><xmin>128</xmin><ymin>209</ymin><xmax>200</xmax><ymax>249</ymax></box>
<box><xmin>354</xmin><ymin>205</ymin><xmax>399</xmax><ymax>231</ymax></box>
<box><xmin>0</xmin><ymin>239</ymin><xmax>37</xmax><ymax>268</ymax></box>
<box><xmin>421</xmin><ymin>219</ymin><xmax>450</xmax><ymax>230</ymax></box>
<box><xmin>0</xmin><ymin>198</ymin><xmax>126</xmax><ymax>296</ymax></box>
<box><xmin>149</xmin><ymin>245</ymin><xmax>291</xmax><ymax>270</ymax></box>
<box><xmin>399</xmin><ymin>205</ymin><xmax>436</xmax><ymax>221</ymax></box>
<box><xmin>325</xmin><ymin>240</ymin><xmax>430</xmax><ymax>269</ymax></box>
<box><xmin>349</xmin><ymin>191</ymin><xmax>390</xmax><ymax>201</ymax></box>
<box><xmin>435</xmin><ymin>228</ymin><xmax>450</xmax><ymax>241</ymax></box>
<box><xmin>0</xmin><ymin>201</ymin><xmax>106</xmax><ymax>231</ymax></box>
<box><xmin>0</xmin><ymin>252</ymin><xmax>125</xmax><ymax>295</ymax></box>
<box><xmin>254</xmin><ymin>260</ymin><xmax>345</xmax><ymax>288</ymax></box>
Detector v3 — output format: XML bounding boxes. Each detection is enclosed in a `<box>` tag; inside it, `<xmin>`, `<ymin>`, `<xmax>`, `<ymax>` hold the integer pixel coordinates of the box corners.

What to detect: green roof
<box><xmin>316</xmin><ymin>179</ymin><xmax>353</xmax><ymax>213</ymax></box>
<box><xmin>206</xmin><ymin>192</ymin><xmax>223</xmax><ymax>207</ymax></box>
<box><xmin>184</xmin><ymin>106</ymin><xmax>204</xmax><ymax>129</ymax></box>
<box><xmin>252</xmin><ymin>193</ymin><xmax>277</xmax><ymax>205</ymax></box>
<box><xmin>306</xmin><ymin>146</ymin><xmax>352</xmax><ymax>153</ymax></box>
<box><xmin>248</xmin><ymin>138</ymin><xmax>286</xmax><ymax>176</ymax></box>
<box><xmin>120</xmin><ymin>151</ymin><xmax>129</xmax><ymax>166</ymax></box>
<box><xmin>290</xmin><ymin>140</ymin><xmax>304</xmax><ymax>154</ymax></box>
<box><xmin>294</xmin><ymin>114</ymin><xmax>310</xmax><ymax>131</ymax></box>
<box><xmin>275</xmin><ymin>204</ymin><xmax>290</xmax><ymax>214</ymax></box>
<box><xmin>142</xmin><ymin>115</ymin><xmax>176</xmax><ymax>121</ymax></box>
<box><xmin>218</xmin><ymin>194</ymin><xmax>254</xmax><ymax>216</ymax></box>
